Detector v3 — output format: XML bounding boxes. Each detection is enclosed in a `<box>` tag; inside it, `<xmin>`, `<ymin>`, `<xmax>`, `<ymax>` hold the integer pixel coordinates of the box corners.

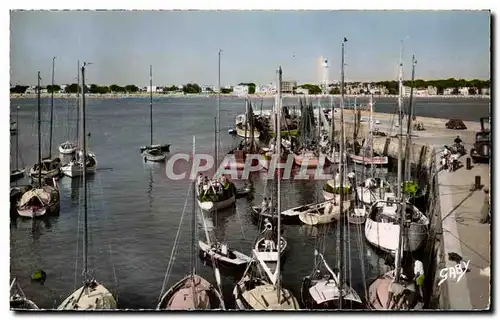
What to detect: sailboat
<box><xmin>196</xmin><ymin>50</ymin><xmax>236</xmax><ymax>213</ymax></box>
<box><xmin>11</xmin><ymin>105</ymin><xmax>26</xmax><ymax>182</ymax></box>
<box><xmin>349</xmin><ymin>95</ymin><xmax>388</xmax><ymax>166</ymax></box>
<box><xmin>61</xmin><ymin>62</ymin><xmax>98</xmax><ymax>178</ymax></box>
<box><xmin>10</xmin><ymin>278</ymin><xmax>39</xmax><ymax>310</ymax></box>
<box><xmin>364</xmin><ymin>52</ymin><xmax>429</xmax><ymax>256</ymax></box>
<box><xmin>302</xmin><ymin>39</ymin><xmax>366</xmax><ymax>309</ymax></box>
<box><xmin>140</xmin><ymin>65</ymin><xmax>170</xmax><ymax>162</ymax></box>
<box><xmin>58</xmin><ymin>63</ymin><xmax>117</xmax><ymax>310</ymax></box>
<box><xmin>30</xmin><ymin>59</ymin><xmax>62</xmax><ymax>180</ymax></box>
<box><xmin>367</xmin><ymin>52</ymin><xmax>426</xmax><ymax>311</ymax></box>
<box><xmin>158</xmin><ymin>137</ymin><xmax>225</xmax><ymax>310</ymax></box>
<box><xmin>233</xmin><ymin>66</ymin><xmax>300</xmax><ymax>310</ymax></box>
<box><xmin>59</xmin><ymin>60</ymin><xmax>79</xmax><ymax>155</ymax></box>
<box><xmin>17</xmin><ymin>72</ymin><xmax>60</xmax><ymax>219</ymax></box>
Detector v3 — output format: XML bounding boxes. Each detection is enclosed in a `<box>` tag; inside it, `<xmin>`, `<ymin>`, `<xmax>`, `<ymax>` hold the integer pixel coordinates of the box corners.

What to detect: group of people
<box><xmin>196</xmin><ymin>173</ymin><xmax>228</xmax><ymax>196</ymax></box>
<box><xmin>442</xmin><ymin>135</ymin><xmax>464</xmax><ymax>171</ymax></box>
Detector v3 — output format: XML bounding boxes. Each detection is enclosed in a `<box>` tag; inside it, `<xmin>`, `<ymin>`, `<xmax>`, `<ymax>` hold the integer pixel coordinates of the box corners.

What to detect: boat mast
<box><xmin>76</xmin><ymin>60</ymin><xmax>80</xmax><ymax>144</ymax></box>
<box><xmin>191</xmin><ymin>136</ymin><xmax>198</xmax><ymax>307</ymax></box>
<box><xmin>49</xmin><ymin>56</ymin><xmax>55</xmax><ymax>159</ymax></box>
<box><xmin>16</xmin><ymin>106</ymin><xmax>20</xmax><ymax>170</ymax></box>
<box><xmin>394</xmin><ymin>41</ymin><xmax>405</xmax><ymax>283</ymax></box>
<box><xmin>37</xmin><ymin>72</ymin><xmax>42</xmax><ymax>187</ymax></box>
<box><xmin>81</xmin><ymin>62</ymin><xmax>89</xmax><ymax>280</ymax></box>
<box><xmin>405</xmin><ymin>56</ymin><xmax>417</xmax><ymax>181</ymax></box>
<box><xmin>369</xmin><ymin>94</ymin><xmax>374</xmax><ymax>176</ymax></box>
<box><xmin>216</xmin><ymin>49</ymin><xmax>222</xmax><ymax>167</ymax></box>
<box><xmin>150</xmin><ymin>65</ymin><xmax>153</xmax><ymax>146</ymax></box>
<box><xmin>276</xmin><ymin>66</ymin><xmax>282</xmax><ymax>303</ymax></box>
<box><xmin>338</xmin><ymin>37</ymin><xmax>347</xmax><ymax>309</ymax></box>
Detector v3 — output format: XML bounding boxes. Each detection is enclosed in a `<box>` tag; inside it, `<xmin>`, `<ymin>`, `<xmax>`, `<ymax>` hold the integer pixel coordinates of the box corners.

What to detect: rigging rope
<box><xmin>158</xmin><ymin>182</ymin><xmax>192</xmax><ymax>302</ymax></box>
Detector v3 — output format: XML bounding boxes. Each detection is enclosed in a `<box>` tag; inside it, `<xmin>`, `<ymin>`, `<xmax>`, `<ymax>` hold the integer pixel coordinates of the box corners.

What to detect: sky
<box><xmin>10</xmin><ymin>10</ymin><xmax>491</xmax><ymax>86</ymax></box>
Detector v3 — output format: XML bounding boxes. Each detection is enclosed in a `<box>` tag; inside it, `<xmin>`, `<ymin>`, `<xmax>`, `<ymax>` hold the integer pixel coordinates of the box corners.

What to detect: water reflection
<box><xmin>11</xmin><ymin>216</ymin><xmax>58</xmax><ymax>243</ymax></box>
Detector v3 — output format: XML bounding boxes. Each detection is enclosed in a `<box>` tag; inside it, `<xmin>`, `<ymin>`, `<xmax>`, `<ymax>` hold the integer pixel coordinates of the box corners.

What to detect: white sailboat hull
<box><xmin>59</xmin><ymin>142</ymin><xmax>77</xmax><ymax>155</ymax></box>
<box><xmin>142</xmin><ymin>150</ymin><xmax>167</xmax><ymax>162</ymax></box>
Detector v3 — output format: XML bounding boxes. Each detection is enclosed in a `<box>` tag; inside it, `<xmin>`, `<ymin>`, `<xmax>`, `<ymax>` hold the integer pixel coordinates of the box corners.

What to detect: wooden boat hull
<box><xmin>157</xmin><ymin>274</ymin><xmax>224</xmax><ymax>310</ymax></box>
<box><xmin>364</xmin><ymin>216</ymin><xmax>428</xmax><ymax>253</ymax></box>
<box><xmin>250</xmin><ymin>206</ymin><xmax>300</xmax><ymax>225</ymax></box>
<box><xmin>199</xmin><ymin>240</ymin><xmax>252</xmax><ymax>268</ymax></box>
<box><xmin>233</xmin><ymin>277</ymin><xmax>300</xmax><ymax>310</ymax></box>
<box><xmin>348</xmin><ymin>208</ymin><xmax>367</xmax><ymax>225</ymax></box>
<box><xmin>58</xmin><ymin>280</ymin><xmax>117</xmax><ymax>310</ymax></box>
<box><xmin>236</xmin><ymin>126</ymin><xmax>260</xmax><ymax>139</ymax></box>
<box><xmin>197</xmin><ymin>195</ymin><xmax>235</xmax><ymax>213</ymax></box>
<box><xmin>10</xmin><ymin>169</ymin><xmax>25</xmax><ymax>182</ymax></box>
<box><xmin>298</xmin><ymin>200</ymin><xmax>350</xmax><ymax>226</ymax></box>
<box><xmin>301</xmin><ymin>276</ymin><xmax>366</xmax><ymax>310</ymax></box>
<box><xmin>59</xmin><ymin>142</ymin><xmax>77</xmax><ymax>155</ymax></box>
<box><xmin>29</xmin><ymin>158</ymin><xmax>62</xmax><ymax>179</ymax></box>
<box><xmin>17</xmin><ymin>186</ymin><xmax>60</xmax><ymax>218</ymax></box>
<box><xmin>350</xmin><ymin>154</ymin><xmax>389</xmax><ymax>165</ymax></box>
<box><xmin>142</xmin><ymin>150</ymin><xmax>167</xmax><ymax>162</ymax></box>
<box><xmin>368</xmin><ymin>271</ymin><xmax>423</xmax><ymax>310</ymax></box>
<box><xmin>61</xmin><ymin>154</ymin><xmax>97</xmax><ymax>177</ymax></box>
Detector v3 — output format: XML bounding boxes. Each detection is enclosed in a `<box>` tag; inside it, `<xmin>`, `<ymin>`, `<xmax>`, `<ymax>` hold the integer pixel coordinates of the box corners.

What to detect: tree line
<box><xmin>10</xmin><ymin>78</ymin><xmax>490</xmax><ymax>95</ymax></box>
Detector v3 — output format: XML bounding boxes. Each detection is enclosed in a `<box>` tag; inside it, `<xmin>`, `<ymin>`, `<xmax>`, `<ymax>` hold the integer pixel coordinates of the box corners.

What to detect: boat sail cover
<box><xmin>18</xmin><ymin>187</ymin><xmax>54</xmax><ymax>207</ymax></box>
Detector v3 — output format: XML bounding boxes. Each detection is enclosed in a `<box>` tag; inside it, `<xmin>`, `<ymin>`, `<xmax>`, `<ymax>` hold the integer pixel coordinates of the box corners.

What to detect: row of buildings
<box><xmin>19</xmin><ymin>82</ymin><xmax>490</xmax><ymax>96</ymax></box>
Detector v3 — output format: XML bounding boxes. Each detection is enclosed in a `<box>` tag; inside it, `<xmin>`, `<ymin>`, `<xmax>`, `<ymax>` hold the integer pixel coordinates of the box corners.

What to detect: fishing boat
<box><xmin>233</xmin><ymin>66</ymin><xmax>300</xmax><ymax>310</ymax></box>
<box><xmin>10</xmin><ymin>278</ymin><xmax>38</xmax><ymax>310</ymax></box>
<box><xmin>322</xmin><ymin>172</ymin><xmax>352</xmax><ymax>201</ymax></box>
<box><xmin>298</xmin><ymin>195</ymin><xmax>349</xmax><ymax>226</ymax></box>
<box><xmin>196</xmin><ymin>55</ymin><xmax>236</xmax><ymax>213</ymax></box>
<box><xmin>11</xmin><ymin>106</ymin><xmax>25</xmax><ymax>182</ymax></box>
<box><xmin>356</xmin><ymin>177</ymin><xmax>394</xmax><ymax>206</ymax></box>
<box><xmin>364</xmin><ymin>53</ymin><xmax>429</xmax><ymax>255</ymax></box>
<box><xmin>279</xmin><ymin>199</ymin><xmax>339</xmax><ymax>225</ymax></box>
<box><xmin>58</xmin><ymin>63</ymin><xmax>117</xmax><ymax>310</ymax></box>
<box><xmin>158</xmin><ymin>136</ymin><xmax>225</xmax><ymax>310</ymax></box>
<box><xmin>59</xmin><ymin>61</ymin><xmax>80</xmax><ymax>155</ymax></box>
<box><xmin>61</xmin><ymin>63</ymin><xmax>98</xmax><ymax>178</ymax></box>
<box><xmin>140</xmin><ymin>65</ymin><xmax>170</xmax><ymax>162</ymax></box>
<box><xmin>236</xmin><ymin>122</ymin><xmax>261</xmax><ymax>139</ymax></box>
<box><xmin>18</xmin><ymin>73</ymin><xmax>60</xmax><ymax>219</ymax></box>
<box><xmin>301</xmin><ymin>251</ymin><xmax>365</xmax><ymax>309</ymax></box>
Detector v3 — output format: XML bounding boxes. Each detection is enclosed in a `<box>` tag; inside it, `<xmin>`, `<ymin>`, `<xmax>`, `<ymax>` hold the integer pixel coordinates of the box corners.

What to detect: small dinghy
<box><xmin>280</xmin><ymin>200</ymin><xmax>336</xmax><ymax>225</ymax></box>
<box><xmin>368</xmin><ymin>269</ymin><xmax>424</xmax><ymax>310</ymax></box>
<box><xmin>199</xmin><ymin>240</ymin><xmax>252</xmax><ymax>268</ymax></box>
<box><xmin>10</xmin><ymin>278</ymin><xmax>38</xmax><ymax>310</ymax></box>
<box><xmin>141</xmin><ymin>145</ymin><xmax>169</xmax><ymax>162</ymax></box>
<box><xmin>235</xmin><ymin>183</ymin><xmax>252</xmax><ymax>198</ymax></box>
<box><xmin>59</xmin><ymin>141</ymin><xmax>77</xmax><ymax>155</ymax></box>
<box><xmin>348</xmin><ymin>207</ymin><xmax>367</xmax><ymax>225</ymax></box>
<box><xmin>228</xmin><ymin>128</ymin><xmax>237</xmax><ymax>135</ymax></box>
<box><xmin>10</xmin><ymin>168</ymin><xmax>26</xmax><ymax>182</ymax></box>
<box><xmin>29</xmin><ymin>157</ymin><xmax>62</xmax><ymax>180</ymax></box>
<box><xmin>17</xmin><ymin>180</ymin><xmax>60</xmax><ymax>218</ymax></box>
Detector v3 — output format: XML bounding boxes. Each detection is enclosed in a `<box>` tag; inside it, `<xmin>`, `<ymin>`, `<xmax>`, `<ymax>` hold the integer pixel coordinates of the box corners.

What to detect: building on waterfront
<box><xmin>232</xmin><ymin>85</ymin><xmax>249</xmax><ymax>96</ymax></box>
<box><xmin>427</xmin><ymin>86</ymin><xmax>438</xmax><ymax>95</ymax></box>
<box><xmin>296</xmin><ymin>87</ymin><xmax>309</xmax><ymax>95</ymax></box>
<box><xmin>146</xmin><ymin>85</ymin><xmax>157</xmax><ymax>93</ymax></box>
<box><xmin>280</xmin><ymin>80</ymin><xmax>297</xmax><ymax>94</ymax></box>
<box><xmin>201</xmin><ymin>85</ymin><xmax>216</xmax><ymax>93</ymax></box>
<box><xmin>459</xmin><ymin>87</ymin><xmax>470</xmax><ymax>95</ymax></box>
<box><xmin>481</xmin><ymin>88</ymin><xmax>490</xmax><ymax>95</ymax></box>
<box><xmin>255</xmin><ymin>83</ymin><xmax>276</xmax><ymax>95</ymax></box>
<box><xmin>443</xmin><ymin>88</ymin><xmax>454</xmax><ymax>95</ymax></box>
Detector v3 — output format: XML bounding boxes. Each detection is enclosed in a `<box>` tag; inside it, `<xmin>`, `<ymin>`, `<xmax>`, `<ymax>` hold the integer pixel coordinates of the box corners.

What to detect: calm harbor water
<box><xmin>9</xmin><ymin>96</ymin><xmax>489</xmax><ymax>309</ymax></box>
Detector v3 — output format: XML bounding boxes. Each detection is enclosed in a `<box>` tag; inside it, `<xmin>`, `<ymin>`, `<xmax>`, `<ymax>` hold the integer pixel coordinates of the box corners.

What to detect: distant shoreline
<box><xmin>10</xmin><ymin>93</ymin><xmax>491</xmax><ymax>100</ymax></box>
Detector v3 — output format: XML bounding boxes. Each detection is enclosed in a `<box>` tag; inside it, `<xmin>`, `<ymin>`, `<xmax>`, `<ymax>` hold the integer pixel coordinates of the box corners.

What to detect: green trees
<box><xmin>220</xmin><ymin>87</ymin><xmax>233</xmax><ymax>94</ymax></box>
<box><xmin>46</xmin><ymin>85</ymin><xmax>61</xmax><ymax>93</ymax></box>
<box><xmin>124</xmin><ymin>85</ymin><xmax>139</xmax><ymax>93</ymax></box>
<box><xmin>239</xmin><ymin>82</ymin><xmax>256</xmax><ymax>94</ymax></box>
<box><xmin>10</xmin><ymin>85</ymin><xmax>29</xmax><ymax>94</ymax></box>
<box><xmin>182</xmin><ymin>83</ymin><xmax>201</xmax><ymax>94</ymax></box>
<box><xmin>89</xmin><ymin>84</ymin><xmax>110</xmax><ymax>94</ymax></box>
<box><xmin>298</xmin><ymin>84</ymin><xmax>322</xmax><ymax>94</ymax></box>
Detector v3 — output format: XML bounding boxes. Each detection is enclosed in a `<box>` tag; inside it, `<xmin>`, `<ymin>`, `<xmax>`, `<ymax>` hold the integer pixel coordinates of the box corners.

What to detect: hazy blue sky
<box><xmin>10</xmin><ymin>10</ymin><xmax>490</xmax><ymax>86</ymax></box>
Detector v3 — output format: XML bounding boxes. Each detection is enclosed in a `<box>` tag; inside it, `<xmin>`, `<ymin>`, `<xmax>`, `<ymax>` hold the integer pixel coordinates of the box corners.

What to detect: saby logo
<box><xmin>438</xmin><ymin>260</ymin><xmax>470</xmax><ymax>286</ymax></box>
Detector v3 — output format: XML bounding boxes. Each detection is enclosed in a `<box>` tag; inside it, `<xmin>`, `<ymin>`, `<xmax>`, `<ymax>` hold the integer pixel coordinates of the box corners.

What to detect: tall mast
<box><xmin>150</xmin><ymin>65</ymin><xmax>153</xmax><ymax>146</ymax></box>
<box><xmin>395</xmin><ymin>41</ymin><xmax>405</xmax><ymax>283</ymax></box>
<box><xmin>49</xmin><ymin>56</ymin><xmax>55</xmax><ymax>158</ymax></box>
<box><xmin>37</xmin><ymin>72</ymin><xmax>42</xmax><ymax>188</ymax></box>
<box><xmin>81</xmin><ymin>63</ymin><xmax>88</xmax><ymax>279</ymax></box>
<box><xmin>338</xmin><ymin>37</ymin><xmax>347</xmax><ymax>309</ymax></box>
<box><xmin>15</xmin><ymin>106</ymin><xmax>20</xmax><ymax>170</ymax></box>
<box><xmin>276</xmin><ymin>66</ymin><xmax>283</xmax><ymax>303</ymax></box>
<box><xmin>369</xmin><ymin>94</ymin><xmax>374</xmax><ymax>176</ymax></box>
<box><xmin>76</xmin><ymin>60</ymin><xmax>80</xmax><ymax>144</ymax></box>
<box><xmin>216</xmin><ymin>49</ymin><xmax>222</xmax><ymax>167</ymax></box>
<box><xmin>191</xmin><ymin>135</ymin><xmax>198</xmax><ymax>308</ymax></box>
<box><xmin>405</xmin><ymin>56</ymin><xmax>417</xmax><ymax>181</ymax></box>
